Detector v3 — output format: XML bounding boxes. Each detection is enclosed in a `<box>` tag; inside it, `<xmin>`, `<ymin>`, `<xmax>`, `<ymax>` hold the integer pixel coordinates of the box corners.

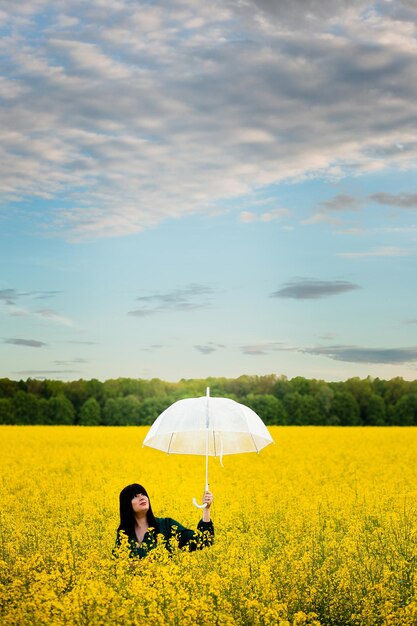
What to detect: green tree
<box><xmin>381</xmin><ymin>377</ymin><xmax>409</xmax><ymax>406</ymax></box>
<box><xmin>290</xmin><ymin>376</ymin><xmax>313</xmax><ymax>396</ymax></box>
<box><xmin>86</xmin><ymin>378</ymin><xmax>104</xmax><ymax>404</ymax></box>
<box><xmin>0</xmin><ymin>398</ymin><xmax>13</xmax><ymax>424</ymax></box>
<box><xmin>64</xmin><ymin>380</ymin><xmax>90</xmax><ymax>416</ymax></box>
<box><xmin>392</xmin><ymin>394</ymin><xmax>417</xmax><ymax>426</ymax></box>
<box><xmin>79</xmin><ymin>397</ymin><xmax>101</xmax><ymax>425</ymax></box>
<box><xmin>273</xmin><ymin>376</ymin><xmax>291</xmax><ymax>400</ymax></box>
<box><xmin>0</xmin><ymin>378</ymin><xmax>19</xmax><ymax>398</ymax></box>
<box><xmin>282</xmin><ymin>393</ymin><xmax>323</xmax><ymax>425</ymax></box>
<box><xmin>137</xmin><ymin>396</ymin><xmax>173</xmax><ymax>425</ymax></box>
<box><xmin>363</xmin><ymin>394</ymin><xmax>386</xmax><ymax>426</ymax></box>
<box><xmin>103</xmin><ymin>396</ymin><xmax>142</xmax><ymax>425</ymax></box>
<box><xmin>315</xmin><ymin>384</ymin><xmax>334</xmax><ymax>422</ymax></box>
<box><xmin>330</xmin><ymin>391</ymin><xmax>360</xmax><ymax>426</ymax></box>
<box><xmin>300</xmin><ymin>395</ymin><xmax>323</xmax><ymax>425</ymax></box>
<box><xmin>244</xmin><ymin>393</ymin><xmax>287</xmax><ymax>425</ymax></box>
<box><xmin>12</xmin><ymin>391</ymin><xmax>41</xmax><ymax>424</ymax></box>
<box><xmin>102</xmin><ymin>398</ymin><xmax>118</xmax><ymax>425</ymax></box>
<box><xmin>103</xmin><ymin>378</ymin><xmax>149</xmax><ymax>400</ymax></box>
<box><xmin>26</xmin><ymin>378</ymin><xmax>47</xmax><ymax>398</ymax></box>
<box><xmin>47</xmin><ymin>394</ymin><xmax>75</xmax><ymax>425</ymax></box>
<box><xmin>224</xmin><ymin>375</ymin><xmax>256</xmax><ymax>398</ymax></box>
<box><xmin>42</xmin><ymin>379</ymin><xmax>66</xmax><ymax>400</ymax></box>
<box><xmin>283</xmin><ymin>392</ymin><xmax>305</xmax><ymax>425</ymax></box>
<box><xmin>344</xmin><ymin>377</ymin><xmax>373</xmax><ymax>422</ymax></box>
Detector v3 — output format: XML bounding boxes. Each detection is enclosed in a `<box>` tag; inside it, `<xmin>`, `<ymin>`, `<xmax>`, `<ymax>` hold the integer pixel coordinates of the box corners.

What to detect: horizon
<box><xmin>1</xmin><ymin>372</ymin><xmax>413</xmax><ymax>386</ymax></box>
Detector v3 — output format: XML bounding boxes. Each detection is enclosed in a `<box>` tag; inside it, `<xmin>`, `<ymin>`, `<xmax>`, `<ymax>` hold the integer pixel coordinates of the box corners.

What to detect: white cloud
<box><xmin>35</xmin><ymin>309</ymin><xmax>73</xmax><ymax>326</ymax></box>
<box><xmin>195</xmin><ymin>342</ymin><xmax>226</xmax><ymax>354</ymax></box>
<box><xmin>260</xmin><ymin>208</ymin><xmax>290</xmax><ymax>221</ymax></box>
<box><xmin>240</xmin><ymin>208</ymin><xmax>290</xmax><ymax>223</ymax></box>
<box><xmin>271</xmin><ymin>278</ymin><xmax>360</xmax><ymax>299</ymax></box>
<box><xmin>239</xmin><ymin>211</ymin><xmax>257</xmax><ymax>223</ymax></box>
<box><xmin>50</xmin><ymin>39</ymin><xmax>133</xmax><ymax>79</ymax></box>
<box><xmin>1</xmin><ymin>0</ymin><xmax>417</xmax><ymax>238</ymax></box>
<box><xmin>338</xmin><ymin>246</ymin><xmax>411</xmax><ymax>258</ymax></box>
<box><xmin>4</xmin><ymin>337</ymin><xmax>47</xmax><ymax>348</ymax></box>
<box><xmin>335</xmin><ymin>227</ymin><xmax>364</xmax><ymax>235</ymax></box>
<box><xmin>0</xmin><ymin>289</ymin><xmax>72</xmax><ymax>325</ymax></box>
<box><xmin>0</xmin><ymin>77</ymin><xmax>28</xmax><ymax>99</ymax></box>
<box><xmin>241</xmin><ymin>342</ymin><xmax>283</xmax><ymax>355</ymax></box>
<box><xmin>301</xmin><ymin>344</ymin><xmax>417</xmax><ymax>365</ymax></box>
<box><xmin>128</xmin><ymin>283</ymin><xmax>213</xmax><ymax>317</ymax></box>
<box><xmin>303</xmin><ymin>193</ymin><xmax>362</xmax><ymax>225</ymax></box>
<box><xmin>302</xmin><ymin>212</ymin><xmax>343</xmax><ymax>226</ymax></box>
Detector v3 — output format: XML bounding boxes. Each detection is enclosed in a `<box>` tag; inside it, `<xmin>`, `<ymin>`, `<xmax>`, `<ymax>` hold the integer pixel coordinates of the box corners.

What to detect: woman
<box><xmin>115</xmin><ymin>483</ymin><xmax>214</xmax><ymax>559</ymax></box>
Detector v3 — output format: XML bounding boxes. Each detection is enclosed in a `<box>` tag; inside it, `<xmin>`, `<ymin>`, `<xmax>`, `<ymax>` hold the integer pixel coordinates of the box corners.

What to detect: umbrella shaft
<box><xmin>205</xmin><ymin>387</ymin><xmax>210</xmax><ymax>490</ymax></box>
<box><xmin>205</xmin><ymin>425</ymin><xmax>209</xmax><ymax>491</ymax></box>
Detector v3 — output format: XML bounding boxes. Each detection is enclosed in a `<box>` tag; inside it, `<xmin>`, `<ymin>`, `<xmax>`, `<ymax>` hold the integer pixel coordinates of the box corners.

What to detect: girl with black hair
<box><xmin>114</xmin><ymin>483</ymin><xmax>214</xmax><ymax>559</ymax></box>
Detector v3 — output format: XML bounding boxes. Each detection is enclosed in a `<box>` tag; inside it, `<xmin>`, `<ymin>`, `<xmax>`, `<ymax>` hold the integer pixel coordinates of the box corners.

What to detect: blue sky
<box><xmin>1</xmin><ymin>0</ymin><xmax>417</xmax><ymax>382</ymax></box>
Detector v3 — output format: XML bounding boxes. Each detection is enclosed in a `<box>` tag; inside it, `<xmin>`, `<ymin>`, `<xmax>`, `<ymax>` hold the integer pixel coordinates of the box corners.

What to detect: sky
<box><xmin>1</xmin><ymin>0</ymin><xmax>417</xmax><ymax>383</ymax></box>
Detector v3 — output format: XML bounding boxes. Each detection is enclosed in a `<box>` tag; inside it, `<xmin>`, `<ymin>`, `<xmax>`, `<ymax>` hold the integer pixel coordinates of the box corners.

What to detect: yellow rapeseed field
<box><xmin>1</xmin><ymin>426</ymin><xmax>417</xmax><ymax>626</ymax></box>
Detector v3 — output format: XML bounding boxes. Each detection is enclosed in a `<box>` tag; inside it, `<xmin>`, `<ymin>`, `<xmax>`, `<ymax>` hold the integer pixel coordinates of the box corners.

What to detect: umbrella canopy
<box><xmin>143</xmin><ymin>388</ymin><xmax>273</xmax><ymax>507</ymax></box>
<box><xmin>143</xmin><ymin>394</ymin><xmax>273</xmax><ymax>456</ymax></box>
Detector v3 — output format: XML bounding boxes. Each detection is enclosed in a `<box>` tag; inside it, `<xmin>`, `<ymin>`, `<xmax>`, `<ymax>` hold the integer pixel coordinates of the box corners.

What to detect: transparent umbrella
<box><xmin>143</xmin><ymin>387</ymin><xmax>274</xmax><ymax>508</ymax></box>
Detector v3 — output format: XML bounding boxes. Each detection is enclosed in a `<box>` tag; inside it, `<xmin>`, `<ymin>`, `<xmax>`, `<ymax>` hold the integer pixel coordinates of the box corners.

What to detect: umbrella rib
<box><xmin>167</xmin><ymin>432</ymin><xmax>174</xmax><ymax>455</ymax></box>
<box><xmin>244</xmin><ymin>410</ymin><xmax>260</xmax><ymax>453</ymax></box>
<box><xmin>249</xmin><ymin>430</ymin><xmax>259</xmax><ymax>453</ymax></box>
<box><xmin>212</xmin><ymin>428</ymin><xmax>217</xmax><ymax>457</ymax></box>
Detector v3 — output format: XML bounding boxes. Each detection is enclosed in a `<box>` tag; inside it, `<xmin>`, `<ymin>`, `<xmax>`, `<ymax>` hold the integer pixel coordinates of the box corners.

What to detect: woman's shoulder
<box><xmin>155</xmin><ymin>517</ymin><xmax>186</xmax><ymax>533</ymax></box>
<box><xmin>155</xmin><ymin>516</ymin><xmax>179</xmax><ymax>527</ymax></box>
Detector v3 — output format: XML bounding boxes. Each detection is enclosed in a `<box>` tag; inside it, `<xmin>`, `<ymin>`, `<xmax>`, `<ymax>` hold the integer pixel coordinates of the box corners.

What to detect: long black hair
<box><xmin>117</xmin><ymin>483</ymin><xmax>159</xmax><ymax>537</ymax></box>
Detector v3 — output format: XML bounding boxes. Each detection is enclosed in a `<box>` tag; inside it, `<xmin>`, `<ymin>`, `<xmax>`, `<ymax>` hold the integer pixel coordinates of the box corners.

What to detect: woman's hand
<box><xmin>202</xmin><ymin>490</ymin><xmax>213</xmax><ymax>509</ymax></box>
<box><xmin>202</xmin><ymin>491</ymin><xmax>213</xmax><ymax>522</ymax></box>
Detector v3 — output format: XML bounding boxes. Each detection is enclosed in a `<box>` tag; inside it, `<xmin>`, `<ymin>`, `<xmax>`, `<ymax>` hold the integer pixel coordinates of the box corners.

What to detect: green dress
<box><xmin>115</xmin><ymin>517</ymin><xmax>214</xmax><ymax>559</ymax></box>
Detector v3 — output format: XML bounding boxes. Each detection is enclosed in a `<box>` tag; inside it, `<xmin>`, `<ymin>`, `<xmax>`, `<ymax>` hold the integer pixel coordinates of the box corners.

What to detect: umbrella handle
<box><xmin>192</xmin><ymin>497</ymin><xmax>208</xmax><ymax>509</ymax></box>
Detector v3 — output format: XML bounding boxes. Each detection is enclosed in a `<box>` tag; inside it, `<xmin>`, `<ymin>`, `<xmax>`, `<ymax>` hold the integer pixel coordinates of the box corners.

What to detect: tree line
<box><xmin>0</xmin><ymin>374</ymin><xmax>417</xmax><ymax>426</ymax></box>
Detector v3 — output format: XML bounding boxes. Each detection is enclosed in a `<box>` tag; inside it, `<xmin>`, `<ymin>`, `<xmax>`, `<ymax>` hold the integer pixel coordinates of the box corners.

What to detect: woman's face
<box><xmin>131</xmin><ymin>492</ymin><xmax>150</xmax><ymax>514</ymax></box>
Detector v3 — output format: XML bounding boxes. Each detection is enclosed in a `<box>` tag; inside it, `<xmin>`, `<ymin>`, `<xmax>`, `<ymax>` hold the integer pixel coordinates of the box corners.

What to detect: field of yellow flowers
<box><xmin>1</xmin><ymin>425</ymin><xmax>417</xmax><ymax>625</ymax></box>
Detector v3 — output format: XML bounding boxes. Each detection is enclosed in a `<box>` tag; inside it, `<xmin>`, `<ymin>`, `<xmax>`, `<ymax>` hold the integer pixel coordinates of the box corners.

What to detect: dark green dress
<box><xmin>115</xmin><ymin>517</ymin><xmax>214</xmax><ymax>559</ymax></box>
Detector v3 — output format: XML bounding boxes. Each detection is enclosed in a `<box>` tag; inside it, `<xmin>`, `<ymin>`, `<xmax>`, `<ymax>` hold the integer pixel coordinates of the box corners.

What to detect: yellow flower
<box><xmin>1</xmin><ymin>425</ymin><xmax>417</xmax><ymax>624</ymax></box>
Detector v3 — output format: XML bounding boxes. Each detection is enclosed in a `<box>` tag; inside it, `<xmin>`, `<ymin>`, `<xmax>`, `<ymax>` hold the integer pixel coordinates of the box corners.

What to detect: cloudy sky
<box><xmin>1</xmin><ymin>0</ymin><xmax>417</xmax><ymax>382</ymax></box>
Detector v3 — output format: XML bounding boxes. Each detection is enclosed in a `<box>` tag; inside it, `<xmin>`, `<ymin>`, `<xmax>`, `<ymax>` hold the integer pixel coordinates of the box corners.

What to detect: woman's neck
<box><xmin>134</xmin><ymin>513</ymin><xmax>149</xmax><ymax>530</ymax></box>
